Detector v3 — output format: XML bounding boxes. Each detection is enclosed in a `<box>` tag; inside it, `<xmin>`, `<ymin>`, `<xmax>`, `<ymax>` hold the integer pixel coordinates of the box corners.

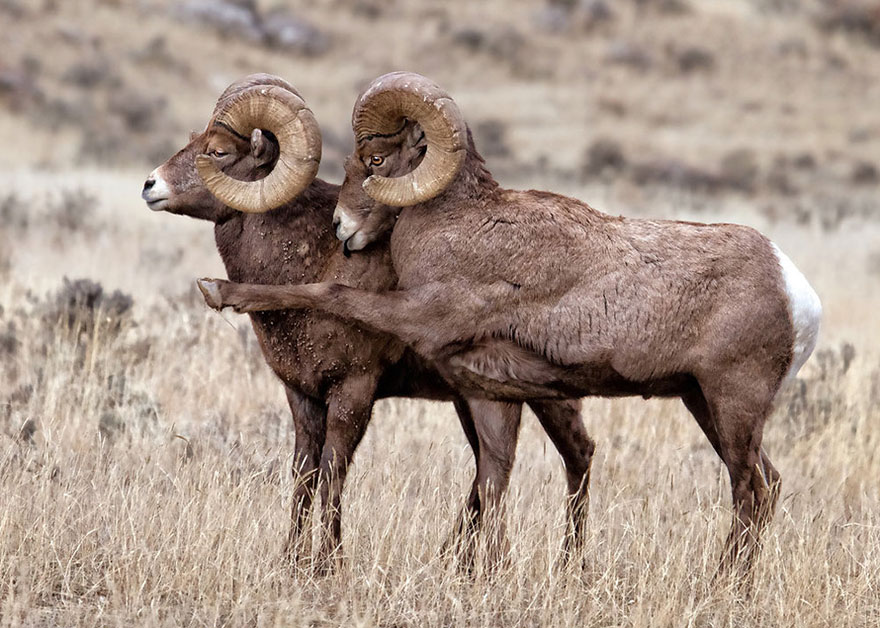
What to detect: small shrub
<box><xmin>173</xmin><ymin>1</ymin><xmax>331</xmax><ymax>56</ymax></box>
<box><xmin>17</xmin><ymin>417</ymin><xmax>37</xmax><ymax>443</ymax></box>
<box><xmin>98</xmin><ymin>410</ymin><xmax>124</xmax><ymax>443</ymax></box>
<box><xmin>174</xmin><ymin>0</ymin><xmax>262</xmax><ymax>42</ymax></box>
<box><xmin>0</xmin><ymin>244</ymin><xmax>10</xmax><ymax>279</ymax></box>
<box><xmin>851</xmin><ymin>160</ymin><xmax>879</xmax><ymax>184</ymax></box>
<box><xmin>261</xmin><ymin>8</ymin><xmax>330</xmax><ymax>56</ymax></box>
<box><xmin>765</xmin><ymin>156</ymin><xmax>798</xmax><ymax>196</ymax></box>
<box><xmin>793</xmin><ymin>152</ymin><xmax>818</xmax><ymax>170</ymax></box>
<box><xmin>350</xmin><ymin>0</ymin><xmax>382</xmax><ymax>19</ymax></box>
<box><xmin>634</xmin><ymin>0</ymin><xmax>692</xmax><ymax>14</ymax></box>
<box><xmin>0</xmin><ymin>193</ymin><xmax>29</xmax><ymax>231</ymax></box>
<box><xmin>450</xmin><ymin>25</ymin><xmax>527</xmax><ymax>65</ymax></box>
<box><xmin>108</xmin><ymin>89</ymin><xmax>167</xmax><ymax>133</ymax></box>
<box><xmin>42</xmin><ymin>277</ymin><xmax>134</xmax><ymax>338</ymax></box>
<box><xmin>581</xmin><ymin>138</ymin><xmax>627</xmax><ymax>180</ymax></box>
<box><xmin>0</xmin><ymin>321</ymin><xmax>19</xmax><ymax>358</ymax></box>
<box><xmin>61</xmin><ymin>58</ymin><xmax>117</xmax><ymax>89</ymax></box>
<box><xmin>777</xmin><ymin>342</ymin><xmax>861</xmax><ymax>439</ymax></box>
<box><xmin>675</xmin><ymin>47</ymin><xmax>715</xmax><ymax>73</ymax></box>
<box><xmin>815</xmin><ymin>1</ymin><xmax>880</xmax><ymax>47</ymax></box>
<box><xmin>0</xmin><ymin>0</ymin><xmax>27</xmax><ymax>19</ymax></box>
<box><xmin>2</xmin><ymin>383</ymin><xmax>33</xmax><ymax>426</ymax></box>
<box><xmin>131</xmin><ymin>36</ymin><xmax>191</xmax><ymax>75</ymax></box>
<box><xmin>0</xmin><ymin>65</ymin><xmax>44</xmax><ymax>112</ymax></box>
<box><xmin>719</xmin><ymin>149</ymin><xmax>759</xmax><ymax>192</ymax></box>
<box><xmin>630</xmin><ymin>158</ymin><xmax>721</xmax><ymax>191</ymax></box>
<box><xmin>535</xmin><ymin>0</ymin><xmax>615</xmax><ymax>33</ymax></box>
<box><xmin>605</xmin><ymin>40</ymin><xmax>653</xmax><ymax>70</ymax></box>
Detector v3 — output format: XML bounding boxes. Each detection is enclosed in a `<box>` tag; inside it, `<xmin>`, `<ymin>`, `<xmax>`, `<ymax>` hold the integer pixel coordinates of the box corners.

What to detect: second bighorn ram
<box><xmin>199</xmin><ymin>71</ymin><xmax>823</xmax><ymax>569</ymax></box>
<box><xmin>143</xmin><ymin>74</ymin><xmax>594</xmax><ymax>568</ymax></box>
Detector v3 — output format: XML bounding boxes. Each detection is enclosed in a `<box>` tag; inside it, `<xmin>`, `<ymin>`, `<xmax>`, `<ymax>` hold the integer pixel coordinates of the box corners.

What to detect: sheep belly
<box><xmin>441</xmin><ymin>333</ymin><xmax>696</xmax><ymax>401</ymax></box>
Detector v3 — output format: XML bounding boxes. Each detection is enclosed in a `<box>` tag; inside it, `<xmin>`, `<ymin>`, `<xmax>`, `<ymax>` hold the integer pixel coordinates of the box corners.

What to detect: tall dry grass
<box><xmin>0</xmin><ymin>176</ymin><xmax>878</xmax><ymax>627</ymax></box>
<box><xmin>2</xmin><ymin>0</ymin><xmax>879</xmax><ymax>623</ymax></box>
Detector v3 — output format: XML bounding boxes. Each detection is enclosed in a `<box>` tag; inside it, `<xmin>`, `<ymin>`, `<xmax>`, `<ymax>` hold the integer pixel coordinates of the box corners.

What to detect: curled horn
<box><xmin>211</xmin><ymin>73</ymin><xmax>304</xmax><ymax>116</ymax></box>
<box><xmin>352</xmin><ymin>72</ymin><xmax>467</xmax><ymax>207</ymax></box>
<box><xmin>196</xmin><ymin>76</ymin><xmax>321</xmax><ymax>213</ymax></box>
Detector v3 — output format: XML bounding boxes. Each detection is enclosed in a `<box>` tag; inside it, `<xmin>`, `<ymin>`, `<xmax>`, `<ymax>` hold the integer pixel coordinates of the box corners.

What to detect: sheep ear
<box><xmin>250</xmin><ymin>128</ymin><xmax>272</xmax><ymax>165</ymax></box>
<box><xmin>407</xmin><ymin>121</ymin><xmax>427</xmax><ymax>149</ymax></box>
<box><xmin>406</xmin><ymin>123</ymin><xmax>428</xmax><ymax>164</ymax></box>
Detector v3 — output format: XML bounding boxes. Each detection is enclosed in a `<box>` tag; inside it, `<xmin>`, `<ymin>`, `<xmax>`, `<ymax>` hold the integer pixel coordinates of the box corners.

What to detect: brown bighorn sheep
<box><xmin>197</xmin><ymin>72</ymin><xmax>822</xmax><ymax>569</ymax></box>
<box><xmin>143</xmin><ymin>74</ymin><xmax>593</xmax><ymax>568</ymax></box>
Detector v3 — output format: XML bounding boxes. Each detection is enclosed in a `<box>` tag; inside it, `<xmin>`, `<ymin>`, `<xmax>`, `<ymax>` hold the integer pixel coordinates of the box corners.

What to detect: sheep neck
<box><xmin>213</xmin><ymin>178</ymin><xmax>340</xmax><ymax>287</ymax></box>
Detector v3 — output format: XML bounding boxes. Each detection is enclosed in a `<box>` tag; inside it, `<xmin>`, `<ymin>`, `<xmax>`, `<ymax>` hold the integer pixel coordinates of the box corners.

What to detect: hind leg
<box><xmin>458</xmin><ymin>399</ymin><xmax>522</xmax><ymax>572</ymax></box>
<box><xmin>446</xmin><ymin>398</ymin><xmax>482</xmax><ymax>554</ymax></box>
<box><xmin>696</xmin><ymin>369</ymin><xmax>782</xmax><ymax>571</ymax></box>
<box><xmin>681</xmin><ymin>385</ymin><xmax>722</xmax><ymax>459</ymax></box>
<box><xmin>683</xmin><ymin>383</ymin><xmax>781</xmax><ymax>540</ymax></box>
<box><xmin>528</xmin><ymin>399</ymin><xmax>594</xmax><ymax>560</ymax></box>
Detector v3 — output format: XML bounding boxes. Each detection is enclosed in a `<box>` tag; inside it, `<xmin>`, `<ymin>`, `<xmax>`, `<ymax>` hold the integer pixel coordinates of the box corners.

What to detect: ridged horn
<box><xmin>212</xmin><ymin>73</ymin><xmax>304</xmax><ymax>116</ymax></box>
<box><xmin>196</xmin><ymin>80</ymin><xmax>321</xmax><ymax>213</ymax></box>
<box><xmin>352</xmin><ymin>72</ymin><xmax>466</xmax><ymax>207</ymax></box>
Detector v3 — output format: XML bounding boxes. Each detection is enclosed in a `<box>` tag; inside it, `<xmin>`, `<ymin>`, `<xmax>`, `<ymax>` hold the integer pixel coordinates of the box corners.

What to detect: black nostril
<box><xmin>332</xmin><ymin>216</ymin><xmax>340</xmax><ymax>230</ymax></box>
<box><xmin>143</xmin><ymin>177</ymin><xmax>155</xmax><ymax>192</ymax></box>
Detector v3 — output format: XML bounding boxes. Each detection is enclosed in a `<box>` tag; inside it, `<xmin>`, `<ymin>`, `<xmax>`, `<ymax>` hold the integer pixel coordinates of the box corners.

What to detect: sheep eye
<box><xmin>370</xmin><ymin>155</ymin><xmax>385</xmax><ymax>167</ymax></box>
<box><xmin>210</xmin><ymin>149</ymin><xmax>228</xmax><ymax>158</ymax></box>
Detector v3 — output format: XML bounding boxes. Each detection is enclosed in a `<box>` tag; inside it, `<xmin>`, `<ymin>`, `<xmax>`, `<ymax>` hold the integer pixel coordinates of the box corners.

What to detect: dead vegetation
<box><xmin>0</xmin><ymin>278</ymin><xmax>877</xmax><ymax>625</ymax></box>
<box><xmin>0</xmin><ymin>0</ymin><xmax>877</xmax><ymax>625</ymax></box>
<box><xmin>41</xmin><ymin>277</ymin><xmax>133</xmax><ymax>338</ymax></box>
<box><xmin>0</xmin><ymin>188</ymin><xmax>105</xmax><ymax>237</ymax></box>
<box><xmin>174</xmin><ymin>0</ymin><xmax>330</xmax><ymax>56</ymax></box>
<box><xmin>815</xmin><ymin>0</ymin><xmax>880</xmax><ymax>46</ymax></box>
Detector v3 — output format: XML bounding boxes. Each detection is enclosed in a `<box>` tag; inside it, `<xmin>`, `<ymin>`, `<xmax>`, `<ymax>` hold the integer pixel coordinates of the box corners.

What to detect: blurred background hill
<box><xmin>2</xmin><ymin>0</ymin><xmax>878</xmax><ymax>342</ymax></box>
<box><xmin>3</xmin><ymin>0</ymin><xmax>880</xmax><ymax>189</ymax></box>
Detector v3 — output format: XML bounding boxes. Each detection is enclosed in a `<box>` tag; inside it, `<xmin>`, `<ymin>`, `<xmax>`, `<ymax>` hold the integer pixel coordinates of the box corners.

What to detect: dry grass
<box><xmin>0</xmin><ymin>174</ymin><xmax>877</xmax><ymax>627</ymax></box>
<box><xmin>1</xmin><ymin>303</ymin><xmax>879</xmax><ymax>627</ymax></box>
<box><xmin>2</xmin><ymin>0</ymin><xmax>879</xmax><ymax>625</ymax></box>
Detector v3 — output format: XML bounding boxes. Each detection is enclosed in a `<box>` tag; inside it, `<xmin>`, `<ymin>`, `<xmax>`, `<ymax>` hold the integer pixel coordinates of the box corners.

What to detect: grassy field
<box><xmin>1</xmin><ymin>0</ymin><xmax>879</xmax><ymax>626</ymax></box>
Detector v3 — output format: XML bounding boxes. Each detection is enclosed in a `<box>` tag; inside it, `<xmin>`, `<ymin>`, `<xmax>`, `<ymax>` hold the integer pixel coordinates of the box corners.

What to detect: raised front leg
<box><xmin>283</xmin><ymin>386</ymin><xmax>327</xmax><ymax>566</ymax></box>
<box><xmin>197</xmin><ymin>278</ymin><xmax>509</xmax><ymax>359</ymax></box>
<box><xmin>314</xmin><ymin>373</ymin><xmax>380</xmax><ymax>572</ymax></box>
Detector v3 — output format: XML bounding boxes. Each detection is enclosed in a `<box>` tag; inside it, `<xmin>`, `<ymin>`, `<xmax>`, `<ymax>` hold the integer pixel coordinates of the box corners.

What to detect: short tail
<box><xmin>771</xmin><ymin>243</ymin><xmax>822</xmax><ymax>382</ymax></box>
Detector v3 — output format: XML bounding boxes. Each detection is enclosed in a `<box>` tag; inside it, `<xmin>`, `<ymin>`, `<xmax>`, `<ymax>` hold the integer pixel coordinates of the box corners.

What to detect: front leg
<box><xmin>197</xmin><ymin>278</ymin><xmax>507</xmax><ymax>358</ymax></box>
<box><xmin>314</xmin><ymin>374</ymin><xmax>380</xmax><ymax>573</ymax></box>
<box><xmin>282</xmin><ymin>386</ymin><xmax>327</xmax><ymax>566</ymax></box>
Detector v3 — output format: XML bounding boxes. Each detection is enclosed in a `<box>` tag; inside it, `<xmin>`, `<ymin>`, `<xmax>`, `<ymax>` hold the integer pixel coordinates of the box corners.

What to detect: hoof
<box><xmin>197</xmin><ymin>278</ymin><xmax>224</xmax><ymax>311</ymax></box>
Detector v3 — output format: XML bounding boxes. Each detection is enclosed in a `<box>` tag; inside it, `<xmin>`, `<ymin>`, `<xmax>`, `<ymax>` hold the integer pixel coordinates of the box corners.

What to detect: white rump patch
<box><xmin>771</xmin><ymin>243</ymin><xmax>822</xmax><ymax>381</ymax></box>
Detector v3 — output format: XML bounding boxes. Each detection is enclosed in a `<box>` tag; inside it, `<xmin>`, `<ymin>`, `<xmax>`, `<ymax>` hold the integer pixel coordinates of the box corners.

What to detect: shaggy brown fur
<box><xmin>144</xmin><ymin>77</ymin><xmax>594</xmax><ymax>569</ymax></box>
<box><xmin>198</xmin><ymin>78</ymin><xmax>821</xmax><ymax>569</ymax></box>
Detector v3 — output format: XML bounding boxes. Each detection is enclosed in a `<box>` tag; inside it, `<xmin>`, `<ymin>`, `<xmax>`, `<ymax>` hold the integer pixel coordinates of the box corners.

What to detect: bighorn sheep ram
<box><xmin>198</xmin><ymin>72</ymin><xmax>823</xmax><ymax>568</ymax></box>
<box><xmin>142</xmin><ymin>74</ymin><xmax>594</xmax><ymax>567</ymax></box>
